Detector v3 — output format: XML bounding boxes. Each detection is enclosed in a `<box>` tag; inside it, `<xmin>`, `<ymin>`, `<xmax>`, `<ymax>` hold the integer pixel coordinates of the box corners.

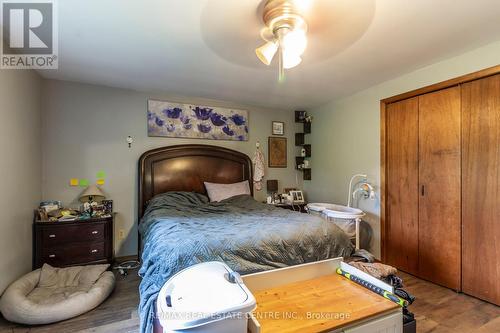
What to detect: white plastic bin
<box><xmin>157</xmin><ymin>262</ymin><xmax>256</xmax><ymax>333</ymax></box>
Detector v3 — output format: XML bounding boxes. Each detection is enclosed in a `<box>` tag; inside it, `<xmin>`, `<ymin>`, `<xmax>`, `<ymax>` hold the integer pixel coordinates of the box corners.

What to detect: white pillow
<box><xmin>204</xmin><ymin>180</ymin><xmax>251</xmax><ymax>202</ymax></box>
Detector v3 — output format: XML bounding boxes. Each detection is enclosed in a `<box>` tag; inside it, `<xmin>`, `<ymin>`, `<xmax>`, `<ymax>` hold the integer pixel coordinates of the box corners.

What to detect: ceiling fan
<box><xmin>255</xmin><ymin>0</ymin><xmax>310</xmax><ymax>81</ymax></box>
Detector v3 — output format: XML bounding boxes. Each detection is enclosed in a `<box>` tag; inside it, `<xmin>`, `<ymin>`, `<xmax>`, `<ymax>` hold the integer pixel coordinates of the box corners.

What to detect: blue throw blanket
<box><xmin>138</xmin><ymin>192</ymin><xmax>354</xmax><ymax>332</ymax></box>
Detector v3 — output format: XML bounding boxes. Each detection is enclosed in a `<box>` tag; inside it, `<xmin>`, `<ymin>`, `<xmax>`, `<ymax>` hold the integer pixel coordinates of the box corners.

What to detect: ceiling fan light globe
<box><xmin>282</xmin><ymin>29</ymin><xmax>307</xmax><ymax>56</ymax></box>
<box><xmin>283</xmin><ymin>51</ymin><xmax>302</xmax><ymax>69</ymax></box>
<box><xmin>255</xmin><ymin>41</ymin><xmax>278</xmax><ymax>65</ymax></box>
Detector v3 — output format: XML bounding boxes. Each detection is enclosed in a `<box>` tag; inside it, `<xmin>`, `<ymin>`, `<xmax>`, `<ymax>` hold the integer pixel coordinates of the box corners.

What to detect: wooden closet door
<box><xmin>385</xmin><ymin>97</ymin><xmax>419</xmax><ymax>275</ymax></box>
<box><xmin>418</xmin><ymin>86</ymin><xmax>461</xmax><ymax>290</ymax></box>
<box><xmin>462</xmin><ymin>74</ymin><xmax>500</xmax><ymax>305</ymax></box>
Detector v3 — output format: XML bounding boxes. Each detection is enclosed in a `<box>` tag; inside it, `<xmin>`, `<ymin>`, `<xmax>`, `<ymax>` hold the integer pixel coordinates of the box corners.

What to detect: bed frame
<box><xmin>138</xmin><ymin>144</ymin><xmax>253</xmax><ymax>251</ymax></box>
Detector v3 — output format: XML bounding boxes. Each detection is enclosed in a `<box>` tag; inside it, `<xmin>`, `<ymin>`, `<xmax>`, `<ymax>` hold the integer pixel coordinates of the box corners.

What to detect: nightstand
<box><xmin>33</xmin><ymin>214</ymin><xmax>114</xmax><ymax>269</ymax></box>
<box><xmin>270</xmin><ymin>202</ymin><xmax>308</xmax><ymax>213</ymax></box>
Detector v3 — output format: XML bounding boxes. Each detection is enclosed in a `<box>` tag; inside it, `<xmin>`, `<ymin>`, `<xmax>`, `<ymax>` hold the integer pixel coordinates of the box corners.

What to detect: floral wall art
<box><xmin>147</xmin><ymin>99</ymin><xmax>249</xmax><ymax>141</ymax></box>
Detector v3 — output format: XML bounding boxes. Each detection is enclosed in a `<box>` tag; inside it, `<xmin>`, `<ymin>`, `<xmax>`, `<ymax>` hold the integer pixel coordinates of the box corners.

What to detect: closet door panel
<box><xmin>418</xmin><ymin>86</ymin><xmax>461</xmax><ymax>290</ymax></box>
<box><xmin>385</xmin><ymin>97</ymin><xmax>419</xmax><ymax>275</ymax></box>
<box><xmin>462</xmin><ymin>74</ymin><xmax>500</xmax><ymax>305</ymax></box>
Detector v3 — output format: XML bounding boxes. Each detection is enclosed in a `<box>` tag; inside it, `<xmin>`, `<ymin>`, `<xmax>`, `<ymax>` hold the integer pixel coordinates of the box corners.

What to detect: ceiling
<box><xmin>34</xmin><ymin>0</ymin><xmax>500</xmax><ymax>109</ymax></box>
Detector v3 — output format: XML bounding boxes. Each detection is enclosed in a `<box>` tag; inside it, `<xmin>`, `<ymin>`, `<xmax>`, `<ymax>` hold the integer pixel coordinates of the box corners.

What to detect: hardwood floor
<box><xmin>1</xmin><ymin>269</ymin><xmax>499</xmax><ymax>332</ymax></box>
<box><xmin>399</xmin><ymin>272</ymin><xmax>500</xmax><ymax>333</ymax></box>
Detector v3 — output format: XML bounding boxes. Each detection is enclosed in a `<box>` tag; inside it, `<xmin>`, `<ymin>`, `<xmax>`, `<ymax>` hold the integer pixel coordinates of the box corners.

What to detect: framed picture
<box><xmin>268</xmin><ymin>137</ymin><xmax>287</xmax><ymax>168</ymax></box>
<box><xmin>290</xmin><ymin>190</ymin><xmax>305</xmax><ymax>203</ymax></box>
<box><xmin>148</xmin><ymin>99</ymin><xmax>248</xmax><ymax>141</ymax></box>
<box><xmin>272</xmin><ymin>121</ymin><xmax>284</xmax><ymax>136</ymax></box>
<box><xmin>102</xmin><ymin>200</ymin><xmax>113</xmax><ymax>214</ymax></box>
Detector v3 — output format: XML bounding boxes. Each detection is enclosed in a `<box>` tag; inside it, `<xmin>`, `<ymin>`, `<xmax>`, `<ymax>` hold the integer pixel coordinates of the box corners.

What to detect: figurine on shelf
<box><xmin>305</xmin><ymin>115</ymin><xmax>313</xmax><ymax>123</ymax></box>
<box><xmin>301</xmin><ymin>148</ymin><xmax>306</xmax><ymax>157</ymax></box>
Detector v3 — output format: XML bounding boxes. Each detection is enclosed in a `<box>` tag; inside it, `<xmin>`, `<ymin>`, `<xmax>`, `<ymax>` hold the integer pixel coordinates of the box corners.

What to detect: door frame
<box><xmin>380</xmin><ymin>64</ymin><xmax>500</xmax><ymax>262</ymax></box>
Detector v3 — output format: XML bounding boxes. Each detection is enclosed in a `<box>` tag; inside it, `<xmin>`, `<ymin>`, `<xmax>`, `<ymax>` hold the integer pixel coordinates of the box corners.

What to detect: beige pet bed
<box><xmin>0</xmin><ymin>264</ymin><xmax>115</xmax><ymax>325</ymax></box>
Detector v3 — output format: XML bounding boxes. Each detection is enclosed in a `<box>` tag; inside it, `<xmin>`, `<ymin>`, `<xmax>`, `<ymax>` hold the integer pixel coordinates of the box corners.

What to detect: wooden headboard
<box><xmin>138</xmin><ymin>144</ymin><xmax>253</xmax><ymax>222</ymax></box>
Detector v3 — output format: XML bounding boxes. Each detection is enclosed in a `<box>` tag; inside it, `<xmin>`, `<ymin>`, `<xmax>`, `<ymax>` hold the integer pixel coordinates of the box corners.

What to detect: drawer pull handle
<box><xmin>49</xmin><ymin>234</ymin><xmax>56</xmax><ymax>238</ymax></box>
<box><xmin>49</xmin><ymin>254</ymin><xmax>56</xmax><ymax>258</ymax></box>
<box><xmin>91</xmin><ymin>231</ymin><xmax>99</xmax><ymax>235</ymax></box>
<box><xmin>91</xmin><ymin>249</ymin><xmax>98</xmax><ymax>253</ymax></box>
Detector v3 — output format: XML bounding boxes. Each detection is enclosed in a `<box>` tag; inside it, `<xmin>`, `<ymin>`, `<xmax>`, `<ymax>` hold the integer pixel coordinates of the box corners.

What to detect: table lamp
<box><xmin>79</xmin><ymin>185</ymin><xmax>105</xmax><ymax>217</ymax></box>
<box><xmin>80</xmin><ymin>184</ymin><xmax>105</xmax><ymax>203</ymax></box>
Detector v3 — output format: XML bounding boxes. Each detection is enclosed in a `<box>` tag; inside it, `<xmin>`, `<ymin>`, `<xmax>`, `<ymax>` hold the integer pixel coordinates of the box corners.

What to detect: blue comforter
<box><xmin>138</xmin><ymin>192</ymin><xmax>354</xmax><ymax>332</ymax></box>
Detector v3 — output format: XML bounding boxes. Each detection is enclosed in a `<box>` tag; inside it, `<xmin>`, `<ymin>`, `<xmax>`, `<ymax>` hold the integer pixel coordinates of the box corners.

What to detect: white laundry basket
<box><xmin>157</xmin><ymin>262</ymin><xmax>256</xmax><ymax>333</ymax></box>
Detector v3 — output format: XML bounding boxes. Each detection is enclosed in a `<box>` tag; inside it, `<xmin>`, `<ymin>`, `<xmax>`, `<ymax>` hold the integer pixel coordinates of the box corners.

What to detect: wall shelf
<box><xmin>304</xmin><ymin>122</ymin><xmax>311</xmax><ymax>134</ymax></box>
<box><xmin>295</xmin><ymin>133</ymin><xmax>305</xmax><ymax>146</ymax></box>
<box><xmin>295</xmin><ymin>111</ymin><xmax>312</xmax><ymax>181</ymax></box>
<box><xmin>303</xmin><ymin>168</ymin><xmax>311</xmax><ymax>181</ymax></box>
<box><xmin>295</xmin><ymin>156</ymin><xmax>304</xmax><ymax>170</ymax></box>
<box><xmin>303</xmin><ymin>144</ymin><xmax>311</xmax><ymax>157</ymax></box>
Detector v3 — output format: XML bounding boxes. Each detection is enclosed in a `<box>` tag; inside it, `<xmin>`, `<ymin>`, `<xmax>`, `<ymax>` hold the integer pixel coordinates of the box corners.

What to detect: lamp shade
<box><xmin>255</xmin><ymin>41</ymin><xmax>278</xmax><ymax>66</ymax></box>
<box><xmin>267</xmin><ymin>179</ymin><xmax>278</xmax><ymax>192</ymax></box>
<box><xmin>79</xmin><ymin>185</ymin><xmax>105</xmax><ymax>203</ymax></box>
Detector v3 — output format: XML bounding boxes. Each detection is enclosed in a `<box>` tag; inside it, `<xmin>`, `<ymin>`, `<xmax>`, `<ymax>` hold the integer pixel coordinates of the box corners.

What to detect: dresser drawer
<box><xmin>41</xmin><ymin>223</ymin><xmax>105</xmax><ymax>245</ymax></box>
<box><xmin>41</xmin><ymin>242</ymin><xmax>106</xmax><ymax>266</ymax></box>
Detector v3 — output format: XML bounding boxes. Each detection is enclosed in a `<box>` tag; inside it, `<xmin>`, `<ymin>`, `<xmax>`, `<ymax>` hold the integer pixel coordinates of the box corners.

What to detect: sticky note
<box><xmin>79</xmin><ymin>179</ymin><xmax>89</xmax><ymax>187</ymax></box>
<box><xmin>70</xmin><ymin>178</ymin><xmax>79</xmax><ymax>186</ymax></box>
<box><xmin>96</xmin><ymin>171</ymin><xmax>106</xmax><ymax>179</ymax></box>
<box><xmin>97</xmin><ymin>179</ymin><xmax>105</xmax><ymax>185</ymax></box>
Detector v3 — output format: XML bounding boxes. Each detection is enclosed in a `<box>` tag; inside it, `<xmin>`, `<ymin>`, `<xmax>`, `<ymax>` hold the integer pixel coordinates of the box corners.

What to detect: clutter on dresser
<box><xmin>36</xmin><ymin>185</ymin><xmax>112</xmax><ymax>222</ymax></box>
<box><xmin>79</xmin><ymin>184</ymin><xmax>106</xmax><ymax>218</ymax></box>
<box><xmin>265</xmin><ymin>187</ymin><xmax>308</xmax><ymax>213</ymax></box>
<box><xmin>37</xmin><ymin>201</ymin><xmax>79</xmax><ymax>222</ymax></box>
<box><xmin>38</xmin><ymin>200</ymin><xmax>61</xmax><ymax>220</ymax></box>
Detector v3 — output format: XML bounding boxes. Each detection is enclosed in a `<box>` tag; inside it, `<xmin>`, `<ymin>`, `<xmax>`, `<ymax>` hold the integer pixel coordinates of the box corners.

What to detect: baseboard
<box><xmin>115</xmin><ymin>255</ymin><xmax>139</xmax><ymax>263</ymax></box>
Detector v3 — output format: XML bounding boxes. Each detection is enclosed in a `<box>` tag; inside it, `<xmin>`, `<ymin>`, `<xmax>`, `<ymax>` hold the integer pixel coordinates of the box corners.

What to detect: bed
<box><xmin>137</xmin><ymin>145</ymin><xmax>355</xmax><ymax>333</ymax></box>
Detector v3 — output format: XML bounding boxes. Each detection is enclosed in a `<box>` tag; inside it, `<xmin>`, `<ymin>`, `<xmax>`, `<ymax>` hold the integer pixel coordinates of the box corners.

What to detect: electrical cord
<box><xmin>112</xmin><ymin>260</ymin><xmax>140</xmax><ymax>276</ymax></box>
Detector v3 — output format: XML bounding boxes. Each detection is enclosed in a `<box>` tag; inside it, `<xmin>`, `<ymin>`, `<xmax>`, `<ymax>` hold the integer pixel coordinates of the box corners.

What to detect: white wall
<box><xmin>305</xmin><ymin>40</ymin><xmax>500</xmax><ymax>258</ymax></box>
<box><xmin>41</xmin><ymin>80</ymin><xmax>302</xmax><ymax>257</ymax></box>
<box><xmin>0</xmin><ymin>70</ymin><xmax>42</xmax><ymax>293</ymax></box>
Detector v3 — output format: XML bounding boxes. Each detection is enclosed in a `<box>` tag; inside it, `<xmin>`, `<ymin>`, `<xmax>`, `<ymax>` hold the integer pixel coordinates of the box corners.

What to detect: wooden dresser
<box><xmin>33</xmin><ymin>214</ymin><xmax>114</xmax><ymax>269</ymax></box>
